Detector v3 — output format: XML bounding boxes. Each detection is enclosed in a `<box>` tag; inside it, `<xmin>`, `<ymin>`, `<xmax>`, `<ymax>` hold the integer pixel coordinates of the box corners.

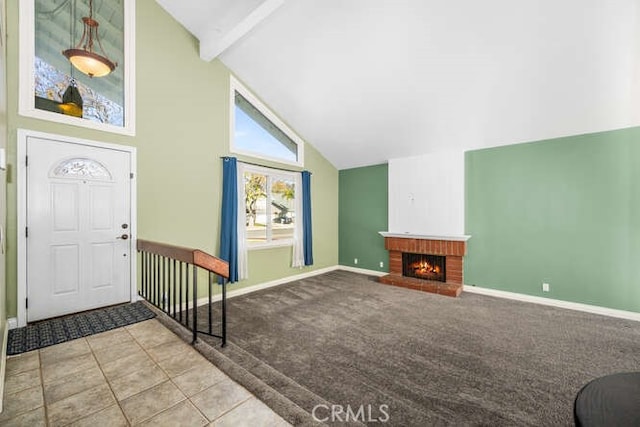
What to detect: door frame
<box><xmin>17</xmin><ymin>129</ymin><xmax>137</xmax><ymax>327</ymax></box>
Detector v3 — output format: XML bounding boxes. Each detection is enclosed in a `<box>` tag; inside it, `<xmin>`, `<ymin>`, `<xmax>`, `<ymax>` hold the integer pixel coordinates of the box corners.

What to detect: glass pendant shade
<box><xmin>64</xmin><ymin>48</ymin><xmax>115</xmax><ymax>78</ymax></box>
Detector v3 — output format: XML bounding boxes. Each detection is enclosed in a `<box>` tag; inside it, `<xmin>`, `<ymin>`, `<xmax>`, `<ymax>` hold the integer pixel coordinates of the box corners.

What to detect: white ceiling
<box><xmin>158</xmin><ymin>0</ymin><xmax>640</xmax><ymax>170</ymax></box>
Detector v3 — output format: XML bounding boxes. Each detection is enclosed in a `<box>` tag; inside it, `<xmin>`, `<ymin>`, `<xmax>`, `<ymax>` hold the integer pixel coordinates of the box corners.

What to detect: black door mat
<box><xmin>7</xmin><ymin>301</ymin><xmax>156</xmax><ymax>355</ymax></box>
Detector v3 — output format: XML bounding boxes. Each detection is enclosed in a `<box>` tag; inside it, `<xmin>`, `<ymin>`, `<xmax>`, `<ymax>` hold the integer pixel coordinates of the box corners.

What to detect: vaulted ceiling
<box><xmin>158</xmin><ymin>0</ymin><xmax>640</xmax><ymax>170</ymax></box>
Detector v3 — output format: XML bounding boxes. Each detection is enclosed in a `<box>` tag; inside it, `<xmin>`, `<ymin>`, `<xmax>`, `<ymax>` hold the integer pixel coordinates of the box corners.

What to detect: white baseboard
<box><xmin>464</xmin><ymin>285</ymin><xmax>640</xmax><ymax>322</ymax></box>
<box><xmin>338</xmin><ymin>268</ymin><xmax>640</xmax><ymax>322</ymax></box>
<box><xmin>0</xmin><ymin>323</ymin><xmax>9</xmax><ymax>413</ymax></box>
<box><xmin>337</xmin><ymin>265</ymin><xmax>386</xmax><ymax>277</ymax></box>
<box><xmin>7</xmin><ymin>318</ymin><xmax>17</xmax><ymax>330</ymax></box>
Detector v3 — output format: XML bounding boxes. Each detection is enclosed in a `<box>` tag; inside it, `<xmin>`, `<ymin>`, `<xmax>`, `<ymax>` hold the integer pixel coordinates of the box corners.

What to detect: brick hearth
<box><xmin>379</xmin><ymin>234</ymin><xmax>469</xmax><ymax>297</ymax></box>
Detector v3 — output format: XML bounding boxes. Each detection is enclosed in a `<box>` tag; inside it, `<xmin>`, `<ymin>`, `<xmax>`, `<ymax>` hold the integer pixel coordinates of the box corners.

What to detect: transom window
<box><xmin>244</xmin><ymin>166</ymin><xmax>296</xmax><ymax>247</ymax></box>
<box><xmin>230</xmin><ymin>76</ymin><xmax>304</xmax><ymax>167</ymax></box>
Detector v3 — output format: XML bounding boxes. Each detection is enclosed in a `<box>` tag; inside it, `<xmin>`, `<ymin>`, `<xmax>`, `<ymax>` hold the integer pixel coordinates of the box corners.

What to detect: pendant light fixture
<box><xmin>59</xmin><ymin>1</ymin><xmax>83</xmax><ymax>118</ymax></box>
<box><xmin>59</xmin><ymin>79</ymin><xmax>83</xmax><ymax>117</ymax></box>
<box><xmin>63</xmin><ymin>0</ymin><xmax>117</xmax><ymax>78</ymax></box>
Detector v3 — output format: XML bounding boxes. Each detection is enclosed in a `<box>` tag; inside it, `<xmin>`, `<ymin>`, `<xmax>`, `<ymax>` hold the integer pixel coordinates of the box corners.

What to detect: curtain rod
<box><xmin>221</xmin><ymin>156</ymin><xmax>309</xmax><ymax>174</ymax></box>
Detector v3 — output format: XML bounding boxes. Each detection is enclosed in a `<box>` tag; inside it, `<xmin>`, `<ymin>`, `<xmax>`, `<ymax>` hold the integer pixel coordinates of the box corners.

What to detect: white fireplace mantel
<box><xmin>379</xmin><ymin>231</ymin><xmax>471</xmax><ymax>242</ymax></box>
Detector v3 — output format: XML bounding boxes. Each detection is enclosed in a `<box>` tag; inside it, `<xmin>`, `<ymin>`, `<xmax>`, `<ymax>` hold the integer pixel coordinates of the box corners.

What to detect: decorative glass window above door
<box><xmin>19</xmin><ymin>0</ymin><xmax>136</xmax><ymax>135</ymax></box>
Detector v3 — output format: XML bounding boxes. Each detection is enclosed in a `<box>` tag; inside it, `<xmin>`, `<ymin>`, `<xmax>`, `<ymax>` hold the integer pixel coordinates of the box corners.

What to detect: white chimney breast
<box><xmin>388</xmin><ymin>150</ymin><xmax>465</xmax><ymax>236</ymax></box>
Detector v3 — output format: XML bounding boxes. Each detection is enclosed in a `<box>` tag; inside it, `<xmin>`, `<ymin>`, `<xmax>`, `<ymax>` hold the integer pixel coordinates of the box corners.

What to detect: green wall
<box><xmin>339</xmin><ymin>164</ymin><xmax>388</xmax><ymax>272</ymax></box>
<box><xmin>4</xmin><ymin>1</ymin><xmax>338</xmax><ymax>317</ymax></box>
<box><xmin>465</xmin><ymin>127</ymin><xmax>640</xmax><ymax>312</ymax></box>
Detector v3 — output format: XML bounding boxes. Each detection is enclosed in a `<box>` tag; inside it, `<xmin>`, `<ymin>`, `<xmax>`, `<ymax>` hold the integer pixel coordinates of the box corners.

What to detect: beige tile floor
<box><xmin>0</xmin><ymin>319</ymin><xmax>291</xmax><ymax>426</ymax></box>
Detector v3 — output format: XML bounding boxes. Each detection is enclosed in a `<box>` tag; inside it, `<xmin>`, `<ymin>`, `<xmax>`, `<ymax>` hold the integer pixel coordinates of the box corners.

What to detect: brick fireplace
<box><xmin>378</xmin><ymin>233</ymin><xmax>470</xmax><ymax>297</ymax></box>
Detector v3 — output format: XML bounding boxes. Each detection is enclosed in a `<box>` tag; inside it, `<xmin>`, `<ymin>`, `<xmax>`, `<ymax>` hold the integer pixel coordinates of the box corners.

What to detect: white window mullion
<box><xmin>266</xmin><ymin>175</ymin><xmax>273</xmax><ymax>242</ymax></box>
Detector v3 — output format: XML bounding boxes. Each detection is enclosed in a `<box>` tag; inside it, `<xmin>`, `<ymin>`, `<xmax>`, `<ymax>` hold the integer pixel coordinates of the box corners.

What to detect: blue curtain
<box><xmin>219</xmin><ymin>157</ymin><xmax>239</xmax><ymax>282</ymax></box>
<box><xmin>302</xmin><ymin>171</ymin><xmax>313</xmax><ymax>266</ymax></box>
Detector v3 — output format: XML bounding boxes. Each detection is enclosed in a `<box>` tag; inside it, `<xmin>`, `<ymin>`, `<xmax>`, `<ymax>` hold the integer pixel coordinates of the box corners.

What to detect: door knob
<box><xmin>117</xmin><ymin>234</ymin><xmax>129</xmax><ymax>240</ymax></box>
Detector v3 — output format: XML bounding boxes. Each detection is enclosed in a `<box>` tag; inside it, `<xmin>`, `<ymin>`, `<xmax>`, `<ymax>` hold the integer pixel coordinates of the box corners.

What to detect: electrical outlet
<box><xmin>542</xmin><ymin>283</ymin><xmax>550</xmax><ymax>292</ymax></box>
<box><xmin>354</xmin><ymin>258</ymin><xmax>358</xmax><ymax>265</ymax></box>
<box><xmin>379</xmin><ymin>261</ymin><xmax>384</xmax><ymax>268</ymax></box>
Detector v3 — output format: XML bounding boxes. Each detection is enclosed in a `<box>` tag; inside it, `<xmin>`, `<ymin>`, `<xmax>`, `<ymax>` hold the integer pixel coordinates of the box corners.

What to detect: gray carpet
<box><xmin>196</xmin><ymin>270</ymin><xmax>640</xmax><ymax>426</ymax></box>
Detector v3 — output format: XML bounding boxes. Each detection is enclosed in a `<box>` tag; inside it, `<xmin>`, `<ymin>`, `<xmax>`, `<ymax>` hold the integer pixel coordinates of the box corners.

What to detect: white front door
<box><xmin>26</xmin><ymin>136</ymin><xmax>132</xmax><ymax>322</ymax></box>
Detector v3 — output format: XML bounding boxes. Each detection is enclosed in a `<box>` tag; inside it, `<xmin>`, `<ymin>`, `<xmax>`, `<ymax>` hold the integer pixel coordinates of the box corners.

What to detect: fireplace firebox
<box><xmin>402</xmin><ymin>253</ymin><xmax>446</xmax><ymax>282</ymax></box>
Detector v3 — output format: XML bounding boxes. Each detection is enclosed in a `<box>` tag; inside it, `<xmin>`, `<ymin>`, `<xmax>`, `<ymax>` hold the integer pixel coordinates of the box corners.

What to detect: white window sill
<box><xmin>248</xmin><ymin>240</ymin><xmax>293</xmax><ymax>251</ymax></box>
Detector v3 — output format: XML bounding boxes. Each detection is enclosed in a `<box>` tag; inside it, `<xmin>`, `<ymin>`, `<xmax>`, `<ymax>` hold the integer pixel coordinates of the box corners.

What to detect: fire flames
<box><xmin>403</xmin><ymin>254</ymin><xmax>446</xmax><ymax>282</ymax></box>
<box><xmin>413</xmin><ymin>261</ymin><xmax>440</xmax><ymax>275</ymax></box>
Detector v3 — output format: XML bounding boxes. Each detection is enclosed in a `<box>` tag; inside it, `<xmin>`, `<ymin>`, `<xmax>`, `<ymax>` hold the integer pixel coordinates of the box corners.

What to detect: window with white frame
<box><xmin>19</xmin><ymin>0</ymin><xmax>136</xmax><ymax>135</ymax></box>
<box><xmin>244</xmin><ymin>166</ymin><xmax>296</xmax><ymax>247</ymax></box>
<box><xmin>230</xmin><ymin>76</ymin><xmax>304</xmax><ymax>167</ymax></box>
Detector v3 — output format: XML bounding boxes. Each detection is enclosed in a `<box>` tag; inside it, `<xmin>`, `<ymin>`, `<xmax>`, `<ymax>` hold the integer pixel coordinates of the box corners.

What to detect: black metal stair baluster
<box><xmin>166</xmin><ymin>258</ymin><xmax>170</xmax><ymax>316</ymax></box>
<box><xmin>158</xmin><ymin>255</ymin><xmax>162</xmax><ymax>307</ymax></box>
<box><xmin>172</xmin><ymin>259</ymin><xmax>177</xmax><ymax>319</ymax></box>
<box><xmin>192</xmin><ymin>265</ymin><xmax>198</xmax><ymax>344</ymax></box>
<box><xmin>167</xmin><ymin>257</ymin><xmax>172</xmax><ymax>316</ymax></box>
<box><xmin>149</xmin><ymin>254</ymin><xmax>154</xmax><ymax>306</ymax></box>
<box><xmin>153</xmin><ymin>254</ymin><xmax>158</xmax><ymax>306</ymax></box>
<box><xmin>156</xmin><ymin>256</ymin><xmax>160</xmax><ymax>308</ymax></box>
<box><xmin>140</xmin><ymin>252</ymin><xmax>145</xmax><ymax>298</ymax></box>
<box><xmin>165</xmin><ymin>256</ymin><xmax>169</xmax><ymax>313</ymax></box>
<box><xmin>222</xmin><ymin>278</ymin><xmax>227</xmax><ymax>347</ymax></box>
<box><xmin>163</xmin><ymin>256</ymin><xmax>168</xmax><ymax>311</ymax></box>
<box><xmin>179</xmin><ymin>262</ymin><xmax>183</xmax><ymax>324</ymax></box>
<box><xmin>142</xmin><ymin>252</ymin><xmax>149</xmax><ymax>300</ymax></box>
<box><xmin>208</xmin><ymin>272</ymin><xmax>213</xmax><ymax>335</ymax></box>
<box><xmin>165</xmin><ymin>256</ymin><xmax>170</xmax><ymax>315</ymax></box>
<box><xmin>161</xmin><ymin>256</ymin><xmax>165</xmax><ymax>311</ymax></box>
<box><xmin>150</xmin><ymin>254</ymin><xmax>154</xmax><ymax>305</ymax></box>
<box><xmin>185</xmin><ymin>263</ymin><xmax>189</xmax><ymax>330</ymax></box>
<box><xmin>144</xmin><ymin>252</ymin><xmax>149</xmax><ymax>299</ymax></box>
<box><xmin>140</xmin><ymin>252</ymin><xmax>144</xmax><ymax>298</ymax></box>
<box><xmin>157</xmin><ymin>254</ymin><xmax>161</xmax><ymax>307</ymax></box>
<box><xmin>148</xmin><ymin>252</ymin><xmax>152</xmax><ymax>300</ymax></box>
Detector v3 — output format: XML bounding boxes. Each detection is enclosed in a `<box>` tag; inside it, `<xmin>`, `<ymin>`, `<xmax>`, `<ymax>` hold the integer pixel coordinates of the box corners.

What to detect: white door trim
<box><xmin>17</xmin><ymin>129</ymin><xmax>137</xmax><ymax>327</ymax></box>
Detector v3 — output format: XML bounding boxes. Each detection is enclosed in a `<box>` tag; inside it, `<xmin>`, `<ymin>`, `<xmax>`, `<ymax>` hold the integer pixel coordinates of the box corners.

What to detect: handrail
<box><xmin>137</xmin><ymin>238</ymin><xmax>229</xmax><ymax>346</ymax></box>
<box><xmin>137</xmin><ymin>239</ymin><xmax>229</xmax><ymax>279</ymax></box>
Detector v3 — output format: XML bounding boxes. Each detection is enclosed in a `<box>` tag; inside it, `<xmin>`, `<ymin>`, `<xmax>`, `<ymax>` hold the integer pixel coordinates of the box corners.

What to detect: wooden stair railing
<box><xmin>137</xmin><ymin>239</ymin><xmax>229</xmax><ymax>346</ymax></box>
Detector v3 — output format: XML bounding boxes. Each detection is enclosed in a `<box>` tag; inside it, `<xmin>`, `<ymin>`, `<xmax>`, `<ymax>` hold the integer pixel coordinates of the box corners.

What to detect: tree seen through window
<box><xmin>244</xmin><ymin>171</ymin><xmax>295</xmax><ymax>244</ymax></box>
